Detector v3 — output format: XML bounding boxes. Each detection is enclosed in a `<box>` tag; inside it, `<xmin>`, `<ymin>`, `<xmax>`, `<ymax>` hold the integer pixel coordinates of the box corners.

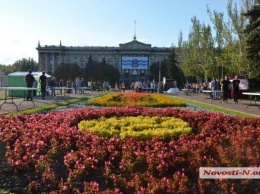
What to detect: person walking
<box><xmin>232</xmin><ymin>75</ymin><xmax>240</xmax><ymax>103</ymax></box>
<box><xmin>39</xmin><ymin>71</ymin><xmax>48</xmax><ymax>100</ymax></box>
<box><xmin>25</xmin><ymin>69</ymin><xmax>35</xmax><ymax>101</ymax></box>
<box><xmin>221</xmin><ymin>76</ymin><xmax>231</xmax><ymax>103</ymax></box>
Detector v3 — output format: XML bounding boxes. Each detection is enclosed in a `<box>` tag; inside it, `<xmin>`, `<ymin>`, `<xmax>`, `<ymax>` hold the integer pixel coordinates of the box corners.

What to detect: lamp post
<box><xmin>158</xmin><ymin>60</ymin><xmax>161</xmax><ymax>93</ymax></box>
<box><xmin>221</xmin><ymin>64</ymin><xmax>223</xmax><ymax>80</ymax></box>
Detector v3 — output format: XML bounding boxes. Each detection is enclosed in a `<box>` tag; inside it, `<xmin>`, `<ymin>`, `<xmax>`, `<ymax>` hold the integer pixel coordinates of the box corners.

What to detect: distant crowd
<box><xmin>25</xmin><ymin>69</ymin><xmax>244</xmax><ymax>103</ymax></box>
<box><xmin>184</xmin><ymin>75</ymin><xmax>242</xmax><ymax>103</ymax></box>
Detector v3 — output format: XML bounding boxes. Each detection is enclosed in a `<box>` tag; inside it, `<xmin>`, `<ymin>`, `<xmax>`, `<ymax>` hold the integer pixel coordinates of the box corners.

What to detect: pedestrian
<box><xmin>121</xmin><ymin>82</ymin><xmax>125</xmax><ymax>92</ymax></box>
<box><xmin>221</xmin><ymin>76</ymin><xmax>231</xmax><ymax>103</ymax></box>
<box><xmin>150</xmin><ymin>81</ymin><xmax>155</xmax><ymax>93</ymax></box>
<box><xmin>232</xmin><ymin>75</ymin><xmax>240</xmax><ymax>103</ymax></box>
<box><xmin>67</xmin><ymin>78</ymin><xmax>72</xmax><ymax>93</ymax></box>
<box><xmin>25</xmin><ymin>69</ymin><xmax>35</xmax><ymax>101</ymax></box>
<box><xmin>81</xmin><ymin>78</ymin><xmax>86</xmax><ymax>93</ymax></box>
<box><xmin>49</xmin><ymin>77</ymin><xmax>57</xmax><ymax>97</ymax></box>
<box><xmin>59</xmin><ymin>79</ymin><xmax>64</xmax><ymax>87</ymax></box>
<box><xmin>39</xmin><ymin>71</ymin><xmax>48</xmax><ymax>100</ymax></box>
<box><xmin>210</xmin><ymin>78</ymin><xmax>216</xmax><ymax>99</ymax></box>
<box><xmin>75</xmin><ymin>77</ymin><xmax>81</xmax><ymax>94</ymax></box>
<box><xmin>33</xmin><ymin>79</ymin><xmax>38</xmax><ymax>96</ymax></box>
<box><xmin>59</xmin><ymin>78</ymin><xmax>64</xmax><ymax>94</ymax></box>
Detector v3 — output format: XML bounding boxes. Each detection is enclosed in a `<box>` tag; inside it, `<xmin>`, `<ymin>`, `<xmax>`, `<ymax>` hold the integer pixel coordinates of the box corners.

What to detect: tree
<box><xmin>85</xmin><ymin>55</ymin><xmax>94</xmax><ymax>80</ymax></box>
<box><xmin>90</xmin><ymin>62</ymin><xmax>119</xmax><ymax>83</ymax></box>
<box><xmin>11</xmin><ymin>58</ymin><xmax>38</xmax><ymax>72</ymax></box>
<box><xmin>149</xmin><ymin>59</ymin><xmax>167</xmax><ymax>82</ymax></box>
<box><xmin>167</xmin><ymin>47</ymin><xmax>186</xmax><ymax>88</ymax></box>
<box><xmin>100</xmin><ymin>63</ymin><xmax>119</xmax><ymax>84</ymax></box>
<box><xmin>179</xmin><ymin>0</ymin><xmax>257</xmax><ymax>82</ymax></box>
<box><xmin>101</xmin><ymin>58</ymin><xmax>106</xmax><ymax>65</ymax></box>
<box><xmin>180</xmin><ymin>17</ymin><xmax>215</xmax><ymax>83</ymax></box>
<box><xmin>225</xmin><ymin>0</ymin><xmax>252</xmax><ymax>77</ymax></box>
<box><xmin>0</xmin><ymin>64</ymin><xmax>13</xmax><ymax>74</ymax></box>
<box><xmin>54</xmin><ymin>63</ymin><xmax>81</xmax><ymax>83</ymax></box>
<box><xmin>244</xmin><ymin>1</ymin><xmax>260</xmax><ymax>78</ymax></box>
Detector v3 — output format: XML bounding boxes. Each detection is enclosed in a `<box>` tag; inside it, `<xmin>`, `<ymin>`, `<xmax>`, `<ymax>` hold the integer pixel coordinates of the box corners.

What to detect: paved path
<box><xmin>0</xmin><ymin>92</ymin><xmax>91</xmax><ymax>114</ymax></box>
<box><xmin>175</xmin><ymin>92</ymin><xmax>260</xmax><ymax>117</ymax></box>
<box><xmin>0</xmin><ymin>91</ymin><xmax>259</xmax><ymax>117</ymax></box>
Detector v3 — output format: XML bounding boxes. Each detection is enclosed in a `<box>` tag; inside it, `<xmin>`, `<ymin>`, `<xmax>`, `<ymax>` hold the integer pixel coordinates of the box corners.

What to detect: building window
<box><xmin>140</xmin><ymin>69</ymin><xmax>145</xmax><ymax>75</ymax></box>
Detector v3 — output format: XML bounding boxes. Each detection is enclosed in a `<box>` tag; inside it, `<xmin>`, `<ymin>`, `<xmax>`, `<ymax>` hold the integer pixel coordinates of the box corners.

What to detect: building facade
<box><xmin>36</xmin><ymin>37</ymin><xmax>171</xmax><ymax>85</ymax></box>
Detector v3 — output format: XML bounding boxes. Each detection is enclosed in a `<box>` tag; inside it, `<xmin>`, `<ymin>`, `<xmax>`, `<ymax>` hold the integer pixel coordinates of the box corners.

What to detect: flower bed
<box><xmin>86</xmin><ymin>92</ymin><xmax>186</xmax><ymax>107</ymax></box>
<box><xmin>78</xmin><ymin>116</ymin><xmax>192</xmax><ymax>140</ymax></box>
<box><xmin>0</xmin><ymin>107</ymin><xmax>260</xmax><ymax>193</ymax></box>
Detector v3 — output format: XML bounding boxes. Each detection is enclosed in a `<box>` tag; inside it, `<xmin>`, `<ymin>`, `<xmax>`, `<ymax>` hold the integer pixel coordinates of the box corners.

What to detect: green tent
<box><xmin>8</xmin><ymin>71</ymin><xmax>51</xmax><ymax>97</ymax></box>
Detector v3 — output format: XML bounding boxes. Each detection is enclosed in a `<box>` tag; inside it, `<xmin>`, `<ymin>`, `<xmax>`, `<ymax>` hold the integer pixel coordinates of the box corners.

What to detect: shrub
<box><xmin>86</xmin><ymin>92</ymin><xmax>186</xmax><ymax>107</ymax></box>
<box><xmin>78</xmin><ymin>116</ymin><xmax>192</xmax><ymax>140</ymax></box>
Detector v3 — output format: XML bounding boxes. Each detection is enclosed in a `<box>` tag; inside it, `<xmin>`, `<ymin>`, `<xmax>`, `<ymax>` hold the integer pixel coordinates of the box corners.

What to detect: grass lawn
<box><xmin>171</xmin><ymin>95</ymin><xmax>256</xmax><ymax>118</ymax></box>
<box><xmin>0</xmin><ymin>90</ymin><xmax>4</xmax><ymax>98</ymax></box>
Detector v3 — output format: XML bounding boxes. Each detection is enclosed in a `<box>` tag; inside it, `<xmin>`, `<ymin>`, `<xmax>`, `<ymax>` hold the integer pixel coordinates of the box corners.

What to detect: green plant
<box><xmin>0</xmin><ymin>189</ymin><xmax>14</xmax><ymax>194</ymax></box>
<box><xmin>8</xmin><ymin>96</ymin><xmax>96</xmax><ymax>115</ymax></box>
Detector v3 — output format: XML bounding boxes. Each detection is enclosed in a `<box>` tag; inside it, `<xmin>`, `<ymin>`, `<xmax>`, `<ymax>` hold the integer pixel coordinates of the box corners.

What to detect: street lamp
<box><xmin>158</xmin><ymin>60</ymin><xmax>161</xmax><ymax>93</ymax></box>
<box><xmin>221</xmin><ymin>64</ymin><xmax>223</xmax><ymax>80</ymax></box>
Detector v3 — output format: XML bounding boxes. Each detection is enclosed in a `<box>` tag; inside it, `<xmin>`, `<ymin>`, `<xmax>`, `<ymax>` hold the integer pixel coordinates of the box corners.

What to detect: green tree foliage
<box><xmin>0</xmin><ymin>64</ymin><xmax>12</xmax><ymax>74</ymax></box>
<box><xmin>14</xmin><ymin>58</ymin><xmax>38</xmax><ymax>71</ymax></box>
<box><xmin>244</xmin><ymin>1</ymin><xmax>260</xmax><ymax>79</ymax></box>
<box><xmin>53</xmin><ymin>63</ymin><xmax>81</xmax><ymax>83</ymax></box>
<box><xmin>54</xmin><ymin>55</ymin><xmax>119</xmax><ymax>85</ymax></box>
<box><xmin>179</xmin><ymin>0</ymin><xmax>258</xmax><ymax>83</ymax></box>
<box><xmin>85</xmin><ymin>56</ymin><xmax>119</xmax><ymax>83</ymax></box>
<box><xmin>177</xmin><ymin>33</ymin><xmax>193</xmax><ymax>83</ymax></box>
<box><xmin>0</xmin><ymin>58</ymin><xmax>38</xmax><ymax>75</ymax></box>
<box><xmin>167</xmin><ymin>48</ymin><xmax>186</xmax><ymax>88</ymax></box>
<box><xmin>149</xmin><ymin>58</ymin><xmax>167</xmax><ymax>82</ymax></box>
<box><xmin>180</xmin><ymin>17</ymin><xmax>215</xmax><ymax>83</ymax></box>
<box><xmin>85</xmin><ymin>55</ymin><xmax>94</xmax><ymax>80</ymax></box>
<box><xmin>89</xmin><ymin>62</ymin><xmax>119</xmax><ymax>84</ymax></box>
<box><xmin>101</xmin><ymin>57</ymin><xmax>106</xmax><ymax>65</ymax></box>
<box><xmin>0</xmin><ymin>58</ymin><xmax>38</xmax><ymax>74</ymax></box>
<box><xmin>225</xmin><ymin>0</ymin><xmax>251</xmax><ymax>77</ymax></box>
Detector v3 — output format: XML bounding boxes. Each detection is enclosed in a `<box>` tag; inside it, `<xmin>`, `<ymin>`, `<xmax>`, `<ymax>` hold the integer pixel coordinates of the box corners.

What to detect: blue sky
<box><xmin>0</xmin><ymin>0</ymin><xmax>240</xmax><ymax>65</ymax></box>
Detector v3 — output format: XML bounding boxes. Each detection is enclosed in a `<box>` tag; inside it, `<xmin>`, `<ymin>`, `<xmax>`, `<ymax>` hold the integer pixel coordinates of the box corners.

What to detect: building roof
<box><xmin>36</xmin><ymin>39</ymin><xmax>171</xmax><ymax>52</ymax></box>
<box><xmin>8</xmin><ymin>71</ymin><xmax>51</xmax><ymax>77</ymax></box>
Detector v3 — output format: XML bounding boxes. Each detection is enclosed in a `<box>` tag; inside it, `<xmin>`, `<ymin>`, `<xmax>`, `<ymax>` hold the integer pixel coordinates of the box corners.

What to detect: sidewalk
<box><xmin>0</xmin><ymin>92</ymin><xmax>90</xmax><ymax>115</ymax></box>
<box><xmin>175</xmin><ymin>92</ymin><xmax>260</xmax><ymax>117</ymax></box>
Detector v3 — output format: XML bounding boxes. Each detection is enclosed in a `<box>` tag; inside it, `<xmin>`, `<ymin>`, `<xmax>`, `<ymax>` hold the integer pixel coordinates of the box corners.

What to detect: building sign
<box><xmin>132</xmin><ymin>58</ymin><xmax>138</xmax><ymax>67</ymax></box>
<box><xmin>122</xmin><ymin>56</ymin><xmax>148</xmax><ymax>70</ymax></box>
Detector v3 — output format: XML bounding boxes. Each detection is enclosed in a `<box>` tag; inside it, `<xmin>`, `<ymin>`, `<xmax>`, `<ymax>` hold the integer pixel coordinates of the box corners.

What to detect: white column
<box><xmin>38</xmin><ymin>52</ymin><xmax>41</xmax><ymax>71</ymax></box>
